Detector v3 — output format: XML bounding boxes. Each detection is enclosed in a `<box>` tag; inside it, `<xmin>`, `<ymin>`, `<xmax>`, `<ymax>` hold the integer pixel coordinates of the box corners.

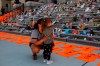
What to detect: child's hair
<box><xmin>34</xmin><ymin>18</ymin><xmax>52</xmax><ymax>32</ymax></box>
<box><xmin>41</xmin><ymin>18</ymin><xmax>52</xmax><ymax>31</ymax></box>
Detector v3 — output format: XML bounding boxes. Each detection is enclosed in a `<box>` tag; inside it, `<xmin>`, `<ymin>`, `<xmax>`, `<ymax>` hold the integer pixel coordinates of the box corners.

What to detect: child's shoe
<box><xmin>43</xmin><ymin>59</ymin><xmax>47</xmax><ymax>62</ymax></box>
<box><xmin>47</xmin><ymin>60</ymin><xmax>53</xmax><ymax>64</ymax></box>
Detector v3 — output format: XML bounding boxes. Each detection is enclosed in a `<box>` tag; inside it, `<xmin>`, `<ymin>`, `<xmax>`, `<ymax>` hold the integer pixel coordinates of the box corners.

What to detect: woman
<box><xmin>29</xmin><ymin>18</ymin><xmax>48</xmax><ymax>60</ymax></box>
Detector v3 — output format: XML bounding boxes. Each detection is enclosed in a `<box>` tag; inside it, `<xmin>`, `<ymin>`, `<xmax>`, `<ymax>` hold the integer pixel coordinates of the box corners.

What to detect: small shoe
<box><xmin>43</xmin><ymin>59</ymin><xmax>47</xmax><ymax>62</ymax></box>
<box><xmin>47</xmin><ymin>60</ymin><xmax>53</xmax><ymax>64</ymax></box>
<box><xmin>33</xmin><ymin>54</ymin><xmax>37</xmax><ymax>60</ymax></box>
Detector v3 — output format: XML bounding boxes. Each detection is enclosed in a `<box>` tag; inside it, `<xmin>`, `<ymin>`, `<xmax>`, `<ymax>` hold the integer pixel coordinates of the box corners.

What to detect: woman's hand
<box><xmin>43</xmin><ymin>36</ymin><xmax>49</xmax><ymax>41</ymax></box>
<box><xmin>34</xmin><ymin>36</ymin><xmax>49</xmax><ymax>45</ymax></box>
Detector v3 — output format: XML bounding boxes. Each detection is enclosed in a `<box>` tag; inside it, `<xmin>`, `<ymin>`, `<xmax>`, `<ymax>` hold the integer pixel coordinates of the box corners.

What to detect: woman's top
<box><xmin>30</xmin><ymin>29</ymin><xmax>43</xmax><ymax>43</ymax></box>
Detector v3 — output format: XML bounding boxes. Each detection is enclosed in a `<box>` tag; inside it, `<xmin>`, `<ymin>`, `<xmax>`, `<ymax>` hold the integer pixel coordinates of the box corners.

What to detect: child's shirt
<box><xmin>43</xmin><ymin>21</ymin><xmax>64</xmax><ymax>44</ymax></box>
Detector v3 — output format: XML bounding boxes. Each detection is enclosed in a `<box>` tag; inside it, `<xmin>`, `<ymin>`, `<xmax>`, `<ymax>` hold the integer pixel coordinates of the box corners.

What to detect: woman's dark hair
<box><xmin>34</xmin><ymin>18</ymin><xmax>44</xmax><ymax>29</ymax></box>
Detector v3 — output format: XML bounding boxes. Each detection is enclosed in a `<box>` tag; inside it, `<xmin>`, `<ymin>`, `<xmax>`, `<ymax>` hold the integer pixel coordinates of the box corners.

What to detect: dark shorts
<box><xmin>29</xmin><ymin>42</ymin><xmax>43</xmax><ymax>49</ymax></box>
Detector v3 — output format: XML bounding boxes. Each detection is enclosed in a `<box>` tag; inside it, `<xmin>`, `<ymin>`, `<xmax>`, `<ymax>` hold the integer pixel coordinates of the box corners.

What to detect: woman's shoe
<box><xmin>33</xmin><ymin>54</ymin><xmax>37</xmax><ymax>60</ymax></box>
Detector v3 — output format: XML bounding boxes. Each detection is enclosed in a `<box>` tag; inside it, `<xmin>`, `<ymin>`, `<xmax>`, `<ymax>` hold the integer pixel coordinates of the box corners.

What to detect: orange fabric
<box><xmin>0</xmin><ymin>32</ymin><xmax>30</xmax><ymax>45</ymax></box>
<box><xmin>98</xmin><ymin>54</ymin><xmax>100</xmax><ymax>59</ymax></box>
<box><xmin>0</xmin><ymin>32</ymin><xmax>99</xmax><ymax>63</ymax></box>
<box><xmin>61</xmin><ymin>44</ymin><xmax>77</xmax><ymax>51</ymax></box>
<box><xmin>56</xmin><ymin>52</ymin><xmax>67</xmax><ymax>57</ymax></box>
<box><xmin>97</xmin><ymin>62</ymin><xmax>100</xmax><ymax>66</ymax></box>
<box><xmin>76</xmin><ymin>54</ymin><xmax>98</xmax><ymax>62</ymax></box>
<box><xmin>0</xmin><ymin>9</ymin><xmax>22</xmax><ymax>23</ymax></box>
<box><xmin>76</xmin><ymin>46</ymin><xmax>99</xmax><ymax>54</ymax></box>
<box><xmin>52</xmin><ymin>47</ymin><xmax>63</xmax><ymax>52</ymax></box>
<box><xmin>54</xmin><ymin>41</ymin><xmax>66</xmax><ymax>45</ymax></box>
<box><xmin>56</xmin><ymin>50</ymin><xmax>79</xmax><ymax>58</ymax></box>
<box><xmin>62</xmin><ymin>44</ymin><xmax>77</xmax><ymax>48</ymax></box>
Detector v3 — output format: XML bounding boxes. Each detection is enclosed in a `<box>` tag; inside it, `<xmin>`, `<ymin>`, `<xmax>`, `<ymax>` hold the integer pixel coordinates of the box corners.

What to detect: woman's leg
<box><xmin>30</xmin><ymin>44</ymin><xmax>40</xmax><ymax>60</ymax></box>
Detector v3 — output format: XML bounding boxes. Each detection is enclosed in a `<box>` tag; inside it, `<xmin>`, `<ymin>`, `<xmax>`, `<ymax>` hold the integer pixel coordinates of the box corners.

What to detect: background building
<box><xmin>0</xmin><ymin>0</ymin><xmax>100</xmax><ymax>14</ymax></box>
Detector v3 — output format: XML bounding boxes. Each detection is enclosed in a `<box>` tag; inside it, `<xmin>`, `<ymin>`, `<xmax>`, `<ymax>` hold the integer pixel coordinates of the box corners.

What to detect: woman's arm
<box><xmin>33</xmin><ymin>36</ymin><xmax>49</xmax><ymax>45</ymax></box>
<box><xmin>31</xmin><ymin>30</ymin><xmax>49</xmax><ymax>45</ymax></box>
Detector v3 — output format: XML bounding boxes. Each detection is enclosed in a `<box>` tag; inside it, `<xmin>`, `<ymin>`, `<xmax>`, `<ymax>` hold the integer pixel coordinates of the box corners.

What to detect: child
<box><xmin>42</xmin><ymin>18</ymin><xmax>68</xmax><ymax>64</ymax></box>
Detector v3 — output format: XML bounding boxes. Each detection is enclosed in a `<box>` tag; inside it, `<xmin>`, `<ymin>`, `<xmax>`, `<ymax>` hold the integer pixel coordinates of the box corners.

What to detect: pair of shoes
<box><xmin>43</xmin><ymin>59</ymin><xmax>53</xmax><ymax>64</ymax></box>
<box><xmin>33</xmin><ymin>54</ymin><xmax>37</xmax><ymax>60</ymax></box>
<box><xmin>46</xmin><ymin>60</ymin><xmax>53</xmax><ymax>64</ymax></box>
